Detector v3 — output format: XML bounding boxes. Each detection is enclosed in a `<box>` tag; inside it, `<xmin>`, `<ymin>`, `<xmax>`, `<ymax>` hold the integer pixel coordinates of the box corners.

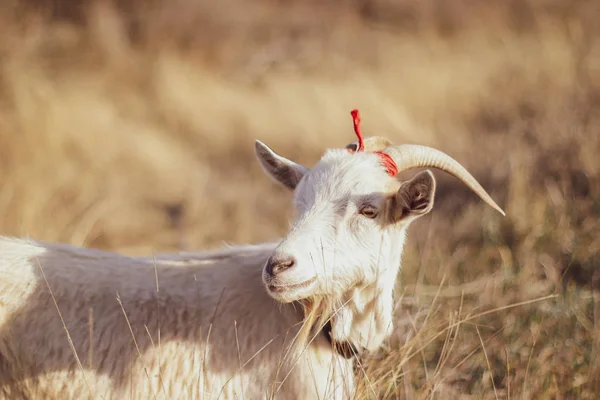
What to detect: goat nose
<box><xmin>266</xmin><ymin>255</ymin><xmax>296</xmax><ymax>276</ymax></box>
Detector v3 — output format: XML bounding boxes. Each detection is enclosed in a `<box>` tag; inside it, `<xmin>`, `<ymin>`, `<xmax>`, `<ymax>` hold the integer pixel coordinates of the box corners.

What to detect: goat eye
<box><xmin>359</xmin><ymin>206</ymin><xmax>378</xmax><ymax>219</ymax></box>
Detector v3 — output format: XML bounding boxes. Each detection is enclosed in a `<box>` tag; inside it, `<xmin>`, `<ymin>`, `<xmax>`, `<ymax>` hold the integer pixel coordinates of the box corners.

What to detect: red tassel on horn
<box><xmin>347</xmin><ymin>109</ymin><xmax>398</xmax><ymax>177</ymax></box>
<box><xmin>350</xmin><ymin>109</ymin><xmax>365</xmax><ymax>152</ymax></box>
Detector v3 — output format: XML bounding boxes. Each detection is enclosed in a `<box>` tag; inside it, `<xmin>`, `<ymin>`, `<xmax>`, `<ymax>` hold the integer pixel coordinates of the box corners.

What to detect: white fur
<box><xmin>0</xmin><ymin>238</ymin><xmax>353</xmax><ymax>399</ymax></box>
<box><xmin>0</xmin><ymin>142</ymin><xmax>437</xmax><ymax>399</ymax></box>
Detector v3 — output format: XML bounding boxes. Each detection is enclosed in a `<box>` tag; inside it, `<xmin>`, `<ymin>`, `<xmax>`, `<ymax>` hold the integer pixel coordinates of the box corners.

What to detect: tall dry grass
<box><xmin>0</xmin><ymin>0</ymin><xmax>599</xmax><ymax>398</ymax></box>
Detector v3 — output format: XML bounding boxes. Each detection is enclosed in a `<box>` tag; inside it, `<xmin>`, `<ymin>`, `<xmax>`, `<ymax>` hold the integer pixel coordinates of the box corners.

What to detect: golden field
<box><xmin>0</xmin><ymin>0</ymin><xmax>599</xmax><ymax>398</ymax></box>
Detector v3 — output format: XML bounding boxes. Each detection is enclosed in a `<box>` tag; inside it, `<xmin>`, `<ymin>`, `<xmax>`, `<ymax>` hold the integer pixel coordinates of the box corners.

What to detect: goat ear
<box><xmin>389</xmin><ymin>170</ymin><xmax>436</xmax><ymax>222</ymax></box>
<box><xmin>255</xmin><ymin>140</ymin><xmax>308</xmax><ymax>191</ymax></box>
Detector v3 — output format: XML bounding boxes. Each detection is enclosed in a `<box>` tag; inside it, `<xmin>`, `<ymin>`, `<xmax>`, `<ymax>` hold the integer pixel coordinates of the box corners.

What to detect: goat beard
<box><xmin>294</xmin><ymin>296</ymin><xmax>337</xmax><ymax>354</ymax></box>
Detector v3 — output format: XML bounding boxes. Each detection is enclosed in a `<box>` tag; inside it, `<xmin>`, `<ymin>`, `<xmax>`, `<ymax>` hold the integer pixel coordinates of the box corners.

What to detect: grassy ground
<box><xmin>1</xmin><ymin>0</ymin><xmax>599</xmax><ymax>398</ymax></box>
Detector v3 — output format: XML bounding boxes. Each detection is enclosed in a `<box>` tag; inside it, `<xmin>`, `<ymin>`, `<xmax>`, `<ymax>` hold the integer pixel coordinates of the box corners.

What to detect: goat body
<box><xmin>0</xmin><ymin>237</ymin><xmax>353</xmax><ymax>399</ymax></box>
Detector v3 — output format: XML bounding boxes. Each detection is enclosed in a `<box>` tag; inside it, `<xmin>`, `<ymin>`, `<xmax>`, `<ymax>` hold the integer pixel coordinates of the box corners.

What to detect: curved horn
<box><xmin>345</xmin><ymin>136</ymin><xmax>393</xmax><ymax>152</ymax></box>
<box><xmin>384</xmin><ymin>144</ymin><xmax>505</xmax><ymax>216</ymax></box>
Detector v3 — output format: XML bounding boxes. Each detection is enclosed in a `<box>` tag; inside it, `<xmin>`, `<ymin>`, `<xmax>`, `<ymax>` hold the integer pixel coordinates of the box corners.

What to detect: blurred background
<box><xmin>0</xmin><ymin>0</ymin><xmax>599</xmax><ymax>398</ymax></box>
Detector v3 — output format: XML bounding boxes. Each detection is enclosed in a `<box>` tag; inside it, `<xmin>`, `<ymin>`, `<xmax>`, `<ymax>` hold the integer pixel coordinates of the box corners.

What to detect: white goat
<box><xmin>0</xmin><ymin>119</ymin><xmax>504</xmax><ymax>399</ymax></box>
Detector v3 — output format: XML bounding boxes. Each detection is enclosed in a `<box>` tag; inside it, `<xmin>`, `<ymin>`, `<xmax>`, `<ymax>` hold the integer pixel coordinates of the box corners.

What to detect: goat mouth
<box><xmin>268</xmin><ymin>276</ymin><xmax>317</xmax><ymax>293</ymax></box>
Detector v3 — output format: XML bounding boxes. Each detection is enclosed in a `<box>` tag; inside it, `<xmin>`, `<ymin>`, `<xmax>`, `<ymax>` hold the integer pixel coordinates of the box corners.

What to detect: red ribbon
<box><xmin>347</xmin><ymin>109</ymin><xmax>398</xmax><ymax>177</ymax></box>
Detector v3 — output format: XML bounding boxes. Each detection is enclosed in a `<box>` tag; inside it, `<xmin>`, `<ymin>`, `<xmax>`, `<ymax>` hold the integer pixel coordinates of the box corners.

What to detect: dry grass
<box><xmin>0</xmin><ymin>0</ymin><xmax>599</xmax><ymax>398</ymax></box>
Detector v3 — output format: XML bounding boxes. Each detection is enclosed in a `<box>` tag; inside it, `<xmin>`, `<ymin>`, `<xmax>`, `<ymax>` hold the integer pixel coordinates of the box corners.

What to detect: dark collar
<box><xmin>322</xmin><ymin>319</ymin><xmax>362</xmax><ymax>359</ymax></box>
